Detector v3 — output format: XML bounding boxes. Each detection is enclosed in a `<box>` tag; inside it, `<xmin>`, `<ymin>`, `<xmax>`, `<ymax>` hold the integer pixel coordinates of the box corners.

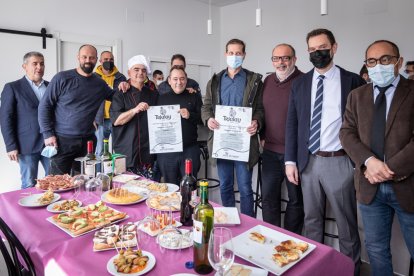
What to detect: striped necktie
<box><xmin>308</xmin><ymin>75</ymin><xmax>325</xmax><ymax>154</ymax></box>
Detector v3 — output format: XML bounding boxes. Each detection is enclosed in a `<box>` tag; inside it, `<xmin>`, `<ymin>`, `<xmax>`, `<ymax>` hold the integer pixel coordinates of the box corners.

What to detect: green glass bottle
<box><xmin>100</xmin><ymin>139</ymin><xmax>112</xmax><ymax>190</ymax></box>
<box><xmin>193</xmin><ymin>181</ymin><xmax>214</xmax><ymax>274</ymax></box>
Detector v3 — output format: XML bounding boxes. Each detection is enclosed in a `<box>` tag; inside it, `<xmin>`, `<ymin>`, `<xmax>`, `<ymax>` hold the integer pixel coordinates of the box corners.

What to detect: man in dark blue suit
<box><xmin>1</xmin><ymin>52</ymin><xmax>49</xmax><ymax>189</ymax></box>
<box><xmin>285</xmin><ymin>29</ymin><xmax>364</xmax><ymax>275</ymax></box>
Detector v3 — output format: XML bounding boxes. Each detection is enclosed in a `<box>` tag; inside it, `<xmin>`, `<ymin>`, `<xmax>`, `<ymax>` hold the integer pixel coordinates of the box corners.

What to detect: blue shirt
<box><xmin>220</xmin><ymin>69</ymin><xmax>246</xmax><ymax>106</ymax></box>
<box><xmin>25</xmin><ymin>75</ymin><xmax>46</xmax><ymax>101</ymax></box>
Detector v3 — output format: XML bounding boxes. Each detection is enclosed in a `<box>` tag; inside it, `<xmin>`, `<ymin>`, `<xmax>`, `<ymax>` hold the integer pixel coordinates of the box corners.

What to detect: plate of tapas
<box><xmin>19</xmin><ymin>189</ymin><xmax>61</xmax><ymax>208</ymax></box>
<box><xmin>46</xmin><ymin>201</ymin><xmax>128</xmax><ymax>237</ymax></box>
<box><xmin>112</xmin><ymin>174</ymin><xmax>140</xmax><ymax>183</ymax></box>
<box><xmin>146</xmin><ymin>192</ymin><xmax>181</xmax><ymax>212</ymax></box>
<box><xmin>47</xmin><ymin>199</ymin><xmax>82</xmax><ymax>213</ymax></box>
<box><xmin>136</xmin><ymin>213</ymin><xmax>182</xmax><ymax>237</ymax></box>
<box><xmin>93</xmin><ymin>223</ymin><xmax>137</xmax><ymax>251</ymax></box>
<box><xmin>224</xmin><ymin>262</ymin><xmax>268</xmax><ymax>276</ymax></box>
<box><xmin>230</xmin><ymin>225</ymin><xmax>316</xmax><ymax>275</ymax></box>
<box><xmin>107</xmin><ymin>249</ymin><xmax>156</xmax><ymax>276</ymax></box>
<box><xmin>35</xmin><ymin>174</ymin><xmax>79</xmax><ymax>192</ymax></box>
<box><xmin>214</xmin><ymin>207</ymin><xmax>241</xmax><ymax>226</ymax></box>
<box><xmin>101</xmin><ymin>187</ymin><xmax>148</xmax><ymax>205</ymax></box>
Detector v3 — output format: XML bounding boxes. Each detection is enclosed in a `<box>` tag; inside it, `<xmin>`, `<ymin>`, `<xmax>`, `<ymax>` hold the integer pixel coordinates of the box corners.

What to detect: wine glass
<box><xmin>83</xmin><ymin>176</ymin><xmax>103</xmax><ymax>202</ymax></box>
<box><xmin>71</xmin><ymin>174</ymin><xmax>88</xmax><ymax>200</ymax></box>
<box><xmin>157</xmin><ymin>197</ymin><xmax>183</xmax><ymax>264</ymax></box>
<box><xmin>208</xmin><ymin>227</ymin><xmax>235</xmax><ymax>276</ymax></box>
<box><xmin>136</xmin><ymin>197</ymin><xmax>161</xmax><ymax>249</ymax></box>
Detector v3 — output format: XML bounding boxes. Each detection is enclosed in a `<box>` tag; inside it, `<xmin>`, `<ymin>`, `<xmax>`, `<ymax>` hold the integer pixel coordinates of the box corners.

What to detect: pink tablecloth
<box><xmin>0</xmin><ymin>188</ymin><xmax>354</xmax><ymax>276</ymax></box>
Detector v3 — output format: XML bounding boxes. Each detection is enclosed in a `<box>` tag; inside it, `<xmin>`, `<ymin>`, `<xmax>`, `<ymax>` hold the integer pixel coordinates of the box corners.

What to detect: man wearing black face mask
<box><xmin>94</xmin><ymin>51</ymin><xmax>126</xmax><ymax>155</ymax></box>
<box><xmin>39</xmin><ymin>44</ymin><xmax>115</xmax><ymax>175</ymax></box>
<box><xmin>285</xmin><ymin>28</ymin><xmax>365</xmax><ymax>275</ymax></box>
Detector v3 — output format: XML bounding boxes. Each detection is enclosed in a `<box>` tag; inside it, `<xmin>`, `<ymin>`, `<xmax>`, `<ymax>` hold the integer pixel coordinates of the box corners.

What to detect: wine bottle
<box><xmin>180</xmin><ymin>159</ymin><xmax>197</xmax><ymax>226</ymax></box>
<box><xmin>193</xmin><ymin>181</ymin><xmax>214</xmax><ymax>274</ymax></box>
<box><xmin>85</xmin><ymin>140</ymin><xmax>96</xmax><ymax>178</ymax></box>
<box><xmin>100</xmin><ymin>139</ymin><xmax>112</xmax><ymax>190</ymax></box>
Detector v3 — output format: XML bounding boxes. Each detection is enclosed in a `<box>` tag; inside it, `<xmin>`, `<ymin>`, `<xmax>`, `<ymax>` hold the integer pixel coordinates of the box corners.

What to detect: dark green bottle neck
<box><xmin>200</xmin><ymin>186</ymin><xmax>208</xmax><ymax>204</ymax></box>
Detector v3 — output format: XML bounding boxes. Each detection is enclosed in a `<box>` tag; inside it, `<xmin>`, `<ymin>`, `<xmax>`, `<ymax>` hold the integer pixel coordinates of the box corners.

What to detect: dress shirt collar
<box><xmin>312</xmin><ymin>63</ymin><xmax>338</xmax><ymax>82</ymax></box>
<box><xmin>25</xmin><ymin>75</ymin><xmax>45</xmax><ymax>87</ymax></box>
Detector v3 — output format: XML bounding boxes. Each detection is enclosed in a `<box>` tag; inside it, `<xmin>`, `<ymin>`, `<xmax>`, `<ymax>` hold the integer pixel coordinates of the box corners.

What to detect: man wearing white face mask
<box><xmin>201</xmin><ymin>38</ymin><xmax>264</xmax><ymax>217</ymax></box>
<box><xmin>340</xmin><ymin>40</ymin><xmax>414</xmax><ymax>276</ymax></box>
<box><xmin>260</xmin><ymin>44</ymin><xmax>304</xmax><ymax>233</ymax></box>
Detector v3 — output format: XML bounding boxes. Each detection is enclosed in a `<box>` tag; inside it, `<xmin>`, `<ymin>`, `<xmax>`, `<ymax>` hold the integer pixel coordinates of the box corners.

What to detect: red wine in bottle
<box><xmin>180</xmin><ymin>159</ymin><xmax>197</xmax><ymax>226</ymax></box>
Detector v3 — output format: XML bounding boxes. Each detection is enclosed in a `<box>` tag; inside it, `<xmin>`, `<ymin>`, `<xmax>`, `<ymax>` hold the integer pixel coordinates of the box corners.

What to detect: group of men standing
<box><xmin>1</xmin><ymin>27</ymin><xmax>413</xmax><ymax>275</ymax></box>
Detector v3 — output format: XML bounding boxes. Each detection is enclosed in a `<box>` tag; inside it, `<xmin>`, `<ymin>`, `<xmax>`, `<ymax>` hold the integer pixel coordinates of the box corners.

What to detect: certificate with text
<box><xmin>148</xmin><ymin>105</ymin><xmax>183</xmax><ymax>154</ymax></box>
<box><xmin>212</xmin><ymin>105</ymin><xmax>252</xmax><ymax>162</ymax></box>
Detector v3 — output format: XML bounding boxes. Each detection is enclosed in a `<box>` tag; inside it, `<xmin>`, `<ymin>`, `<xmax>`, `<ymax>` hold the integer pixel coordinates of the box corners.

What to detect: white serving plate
<box><xmin>46</xmin><ymin>199</ymin><xmax>82</xmax><ymax>213</ymax></box>
<box><xmin>230</xmin><ymin>225</ymin><xmax>316</xmax><ymax>275</ymax></box>
<box><xmin>46</xmin><ymin>207</ymin><xmax>129</xmax><ymax>238</ymax></box>
<box><xmin>101</xmin><ymin>186</ymin><xmax>148</xmax><ymax>206</ymax></box>
<box><xmin>112</xmin><ymin>174</ymin><xmax>140</xmax><ymax>183</ymax></box>
<box><xmin>157</xmin><ymin>229</ymin><xmax>193</xmax><ymax>250</ymax></box>
<box><xmin>124</xmin><ymin>182</ymin><xmax>179</xmax><ymax>193</ymax></box>
<box><xmin>214</xmin><ymin>207</ymin><xmax>241</xmax><ymax>225</ymax></box>
<box><xmin>136</xmin><ymin>218</ymin><xmax>183</xmax><ymax>237</ymax></box>
<box><xmin>225</xmin><ymin>262</ymin><xmax>268</xmax><ymax>276</ymax></box>
<box><xmin>18</xmin><ymin>193</ymin><xmax>61</xmax><ymax>208</ymax></box>
<box><xmin>107</xmin><ymin>250</ymin><xmax>156</xmax><ymax>276</ymax></box>
<box><xmin>146</xmin><ymin>192</ymin><xmax>181</xmax><ymax>212</ymax></box>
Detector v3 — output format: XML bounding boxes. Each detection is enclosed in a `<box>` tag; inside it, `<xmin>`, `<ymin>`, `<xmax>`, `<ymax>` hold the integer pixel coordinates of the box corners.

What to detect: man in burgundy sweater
<box><xmin>260</xmin><ymin>44</ymin><xmax>304</xmax><ymax>234</ymax></box>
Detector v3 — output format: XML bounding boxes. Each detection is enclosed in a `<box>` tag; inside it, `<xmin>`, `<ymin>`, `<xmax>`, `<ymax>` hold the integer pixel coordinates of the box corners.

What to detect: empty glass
<box><xmin>208</xmin><ymin>227</ymin><xmax>235</xmax><ymax>276</ymax></box>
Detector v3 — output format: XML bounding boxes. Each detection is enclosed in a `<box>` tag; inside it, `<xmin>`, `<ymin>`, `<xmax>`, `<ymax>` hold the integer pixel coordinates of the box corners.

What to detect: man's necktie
<box><xmin>371</xmin><ymin>84</ymin><xmax>392</xmax><ymax>160</ymax></box>
<box><xmin>308</xmin><ymin>75</ymin><xmax>325</xmax><ymax>154</ymax></box>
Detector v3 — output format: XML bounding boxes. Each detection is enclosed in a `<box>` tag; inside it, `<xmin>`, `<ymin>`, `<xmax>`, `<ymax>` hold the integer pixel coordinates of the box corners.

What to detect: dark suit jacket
<box><xmin>0</xmin><ymin>76</ymin><xmax>48</xmax><ymax>155</ymax></box>
<box><xmin>340</xmin><ymin>77</ymin><xmax>414</xmax><ymax>212</ymax></box>
<box><xmin>285</xmin><ymin>66</ymin><xmax>365</xmax><ymax>173</ymax></box>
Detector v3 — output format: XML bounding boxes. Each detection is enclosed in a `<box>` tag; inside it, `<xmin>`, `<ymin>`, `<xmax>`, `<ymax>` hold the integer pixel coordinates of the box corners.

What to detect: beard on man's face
<box><xmin>80</xmin><ymin>62</ymin><xmax>96</xmax><ymax>74</ymax></box>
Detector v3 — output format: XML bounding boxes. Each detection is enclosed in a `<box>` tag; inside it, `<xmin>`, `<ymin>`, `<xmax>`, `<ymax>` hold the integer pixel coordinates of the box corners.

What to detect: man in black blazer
<box><xmin>1</xmin><ymin>52</ymin><xmax>49</xmax><ymax>189</ymax></box>
<box><xmin>285</xmin><ymin>29</ymin><xmax>364</xmax><ymax>275</ymax></box>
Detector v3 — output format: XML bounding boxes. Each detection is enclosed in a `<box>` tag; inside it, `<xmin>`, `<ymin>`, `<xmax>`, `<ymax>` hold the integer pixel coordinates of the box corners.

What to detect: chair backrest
<box><xmin>0</xmin><ymin>234</ymin><xmax>15</xmax><ymax>276</ymax></box>
<box><xmin>0</xmin><ymin>217</ymin><xmax>36</xmax><ymax>276</ymax></box>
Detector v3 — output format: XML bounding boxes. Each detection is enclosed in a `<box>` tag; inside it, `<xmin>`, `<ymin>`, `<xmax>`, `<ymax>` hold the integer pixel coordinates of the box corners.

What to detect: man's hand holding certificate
<box><xmin>147</xmin><ymin>105</ymin><xmax>183</xmax><ymax>154</ymax></box>
<box><xmin>211</xmin><ymin>105</ymin><xmax>253</xmax><ymax>162</ymax></box>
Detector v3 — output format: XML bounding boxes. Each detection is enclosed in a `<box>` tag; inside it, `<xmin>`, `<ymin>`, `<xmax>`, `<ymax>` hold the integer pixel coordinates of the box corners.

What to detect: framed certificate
<box><xmin>147</xmin><ymin>105</ymin><xmax>183</xmax><ymax>154</ymax></box>
<box><xmin>212</xmin><ymin>105</ymin><xmax>252</xmax><ymax>162</ymax></box>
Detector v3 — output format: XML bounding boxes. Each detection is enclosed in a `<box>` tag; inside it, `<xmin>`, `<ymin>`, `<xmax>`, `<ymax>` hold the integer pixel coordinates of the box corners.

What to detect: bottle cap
<box><xmin>185</xmin><ymin>261</ymin><xmax>194</xmax><ymax>269</ymax></box>
<box><xmin>199</xmin><ymin>181</ymin><xmax>208</xmax><ymax>187</ymax></box>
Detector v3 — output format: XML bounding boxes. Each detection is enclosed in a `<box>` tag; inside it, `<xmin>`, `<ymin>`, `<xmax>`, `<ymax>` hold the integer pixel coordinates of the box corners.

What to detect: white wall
<box><xmin>220</xmin><ymin>0</ymin><xmax>414</xmax><ymax>76</ymax></box>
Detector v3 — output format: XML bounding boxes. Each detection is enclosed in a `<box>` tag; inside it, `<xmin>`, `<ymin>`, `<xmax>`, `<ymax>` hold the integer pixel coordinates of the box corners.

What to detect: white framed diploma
<box><xmin>212</xmin><ymin>105</ymin><xmax>252</xmax><ymax>162</ymax></box>
<box><xmin>147</xmin><ymin>105</ymin><xmax>183</xmax><ymax>154</ymax></box>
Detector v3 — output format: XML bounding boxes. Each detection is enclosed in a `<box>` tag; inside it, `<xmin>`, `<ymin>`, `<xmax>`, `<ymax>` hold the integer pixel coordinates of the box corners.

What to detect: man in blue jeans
<box><xmin>340</xmin><ymin>40</ymin><xmax>414</xmax><ymax>276</ymax></box>
<box><xmin>201</xmin><ymin>39</ymin><xmax>264</xmax><ymax>217</ymax></box>
<box><xmin>1</xmin><ymin>52</ymin><xmax>49</xmax><ymax>188</ymax></box>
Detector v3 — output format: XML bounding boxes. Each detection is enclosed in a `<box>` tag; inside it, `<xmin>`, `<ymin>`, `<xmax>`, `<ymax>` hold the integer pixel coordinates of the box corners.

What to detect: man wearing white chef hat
<box><xmin>110</xmin><ymin>55</ymin><xmax>158</xmax><ymax>179</ymax></box>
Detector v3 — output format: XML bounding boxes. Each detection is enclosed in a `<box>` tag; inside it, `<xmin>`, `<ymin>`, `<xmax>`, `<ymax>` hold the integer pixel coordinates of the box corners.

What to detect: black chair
<box><xmin>197</xmin><ymin>141</ymin><xmax>220</xmax><ymax>189</ymax></box>
<box><xmin>234</xmin><ymin>157</ymin><xmax>263</xmax><ymax>218</ymax></box>
<box><xmin>0</xmin><ymin>217</ymin><xmax>36</xmax><ymax>276</ymax></box>
<box><xmin>322</xmin><ymin>200</ymin><xmax>339</xmax><ymax>242</ymax></box>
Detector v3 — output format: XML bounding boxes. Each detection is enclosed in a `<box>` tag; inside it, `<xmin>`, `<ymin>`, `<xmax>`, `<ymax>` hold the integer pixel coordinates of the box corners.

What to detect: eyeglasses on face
<box><xmin>271</xmin><ymin>56</ymin><xmax>292</xmax><ymax>62</ymax></box>
<box><xmin>364</xmin><ymin>55</ymin><xmax>399</xmax><ymax>68</ymax></box>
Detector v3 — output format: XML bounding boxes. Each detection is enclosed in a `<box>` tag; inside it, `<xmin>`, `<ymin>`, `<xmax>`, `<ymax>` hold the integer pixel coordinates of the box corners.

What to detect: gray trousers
<box><xmin>301</xmin><ymin>154</ymin><xmax>361</xmax><ymax>274</ymax></box>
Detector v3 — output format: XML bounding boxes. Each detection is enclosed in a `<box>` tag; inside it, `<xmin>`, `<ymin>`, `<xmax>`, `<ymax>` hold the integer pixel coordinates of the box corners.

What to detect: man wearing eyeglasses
<box><xmin>260</xmin><ymin>44</ymin><xmax>304</xmax><ymax>234</ymax></box>
<box><xmin>285</xmin><ymin>28</ymin><xmax>364</xmax><ymax>275</ymax></box>
<box><xmin>405</xmin><ymin>61</ymin><xmax>414</xmax><ymax>80</ymax></box>
<box><xmin>340</xmin><ymin>40</ymin><xmax>414</xmax><ymax>276</ymax></box>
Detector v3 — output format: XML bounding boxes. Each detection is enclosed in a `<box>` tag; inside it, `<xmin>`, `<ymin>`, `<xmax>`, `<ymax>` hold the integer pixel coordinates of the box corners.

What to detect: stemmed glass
<box><xmin>72</xmin><ymin>157</ymin><xmax>89</xmax><ymax>200</ymax></box>
<box><xmin>83</xmin><ymin>175</ymin><xmax>103</xmax><ymax>202</ymax></box>
<box><xmin>137</xmin><ymin>193</ymin><xmax>161</xmax><ymax>249</ymax></box>
<box><xmin>208</xmin><ymin>227</ymin><xmax>235</xmax><ymax>276</ymax></box>
<box><xmin>157</xmin><ymin>197</ymin><xmax>183</xmax><ymax>264</ymax></box>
